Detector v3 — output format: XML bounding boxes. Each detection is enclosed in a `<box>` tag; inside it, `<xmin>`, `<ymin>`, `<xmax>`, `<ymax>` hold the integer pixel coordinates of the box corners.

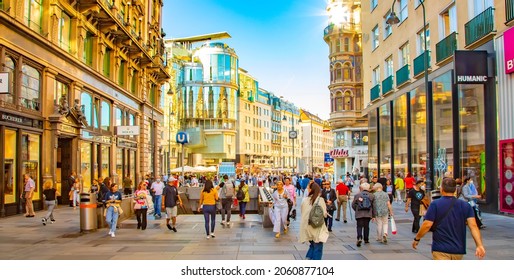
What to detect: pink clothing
<box><xmin>284</xmin><ymin>184</ymin><xmax>296</xmax><ymax>204</ymax></box>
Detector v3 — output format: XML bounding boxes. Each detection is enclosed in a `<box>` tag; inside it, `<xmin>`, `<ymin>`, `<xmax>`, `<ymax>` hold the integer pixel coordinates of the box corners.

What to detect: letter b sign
<box><xmin>176</xmin><ymin>132</ymin><xmax>189</xmax><ymax>144</ymax></box>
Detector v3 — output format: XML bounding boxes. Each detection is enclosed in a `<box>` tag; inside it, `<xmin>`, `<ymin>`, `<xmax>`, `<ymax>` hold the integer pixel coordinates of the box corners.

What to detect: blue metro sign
<box><xmin>176</xmin><ymin>132</ymin><xmax>189</xmax><ymax>144</ymax></box>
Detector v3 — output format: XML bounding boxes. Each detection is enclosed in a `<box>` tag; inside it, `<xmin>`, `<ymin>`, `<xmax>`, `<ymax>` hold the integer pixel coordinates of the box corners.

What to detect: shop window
<box><xmin>21</xmin><ymin>64</ymin><xmax>40</xmax><ymax>111</ymax></box>
<box><xmin>379</xmin><ymin>104</ymin><xmax>392</xmax><ymax>174</ymax></box>
<box><xmin>393</xmin><ymin>94</ymin><xmax>408</xmax><ymax>176</ymax></box>
<box><xmin>1</xmin><ymin>56</ymin><xmax>15</xmax><ymax>104</ymax></box>
<box><xmin>101</xmin><ymin>145</ymin><xmax>110</xmax><ymax>179</ymax></box>
<box><xmin>21</xmin><ymin>133</ymin><xmax>40</xmax><ymax>200</ymax></box>
<box><xmin>459</xmin><ymin>84</ymin><xmax>486</xmax><ymax>197</ymax></box>
<box><xmin>3</xmin><ymin>129</ymin><xmax>17</xmax><ymax>204</ymax></box>
<box><xmin>24</xmin><ymin>0</ymin><xmax>43</xmax><ymax>33</ymax></box>
<box><xmin>101</xmin><ymin>100</ymin><xmax>111</xmax><ymax>131</ymax></box>
<box><xmin>410</xmin><ymin>85</ymin><xmax>427</xmax><ymax>177</ymax></box>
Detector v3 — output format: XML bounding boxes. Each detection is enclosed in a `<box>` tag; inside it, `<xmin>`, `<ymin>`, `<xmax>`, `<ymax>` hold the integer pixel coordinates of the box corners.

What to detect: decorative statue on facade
<box><xmin>57</xmin><ymin>94</ymin><xmax>70</xmax><ymax>116</ymax></box>
<box><xmin>72</xmin><ymin>99</ymin><xmax>87</xmax><ymax>124</ymax></box>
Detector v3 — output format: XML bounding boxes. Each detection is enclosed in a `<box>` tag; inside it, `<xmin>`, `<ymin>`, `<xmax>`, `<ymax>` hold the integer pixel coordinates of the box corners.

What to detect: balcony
<box><xmin>413</xmin><ymin>51</ymin><xmax>430</xmax><ymax>77</ymax></box>
<box><xmin>465</xmin><ymin>7</ymin><xmax>495</xmax><ymax>47</ymax></box>
<box><xmin>396</xmin><ymin>64</ymin><xmax>410</xmax><ymax>87</ymax></box>
<box><xmin>370</xmin><ymin>84</ymin><xmax>380</xmax><ymax>101</ymax></box>
<box><xmin>436</xmin><ymin>32</ymin><xmax>457</xmax><ymax>63</ymax></box>
<box><xmin>323</xmin><ymin>23</ymin><xmax>361</xmax><ymax>37</ymax></box>
<box><xmin>507</xmin><ymin>0</ymin><xmax>514</xmax><ymax>23</ymax></box>
<box><xmin>382</xmin><ymin>75</ymin><xmax>394</xmax><ymax>94</ymax></box>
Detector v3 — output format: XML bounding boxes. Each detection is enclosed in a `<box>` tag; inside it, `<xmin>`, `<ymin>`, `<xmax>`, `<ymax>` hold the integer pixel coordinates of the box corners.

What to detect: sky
<box><xmin>162</xmin><ymin>0</ymin><xmax>331</xmax><ymax>120</ymax></box>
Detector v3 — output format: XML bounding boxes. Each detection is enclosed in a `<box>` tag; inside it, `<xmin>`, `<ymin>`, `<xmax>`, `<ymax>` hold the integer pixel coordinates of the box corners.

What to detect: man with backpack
<box><xmin>217</xmin><ymin>174</ymin><xmax>235</xmax><ymax>226</ymax></box>
<box><xmin>351</xmin><ymin>183</ymin><xmax>375</xmax><ymax>247</ymax></box>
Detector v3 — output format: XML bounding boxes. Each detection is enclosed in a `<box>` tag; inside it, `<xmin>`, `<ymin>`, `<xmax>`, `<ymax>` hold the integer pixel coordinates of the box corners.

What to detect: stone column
<box><xmin>42</xmin><ymin>68</ymin><xmax>59</xmax><ymax>184</ymax></box>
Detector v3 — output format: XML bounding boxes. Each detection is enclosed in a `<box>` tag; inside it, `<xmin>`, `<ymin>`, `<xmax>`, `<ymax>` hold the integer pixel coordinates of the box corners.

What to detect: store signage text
<box><xmin>116</xmin><ymin>125</ymin><xmax>140</xmax><ymax>136</ymax></box>
<box><xmin>0</xmin><ymin>112</ymin><xmax>43</xmax><ymax>129</ymax></box>
<box><xmin>505</xmin><ymin>27</ymin><xmax>514</xmax><ymax>74</ymax></box>
<box><xmin>1</xmin><ymin>113</ymin><xmax>23</xmax><ymax>124</ymax></box>
<box><xmin>454</xmin><ymin>50</ymin><xmax>488</xmax><ymax>84</ymax></box>
<box><xmin>330</xmin><ymin>148</ymin><xmax>349</xmax><ymax>158</ymax></box>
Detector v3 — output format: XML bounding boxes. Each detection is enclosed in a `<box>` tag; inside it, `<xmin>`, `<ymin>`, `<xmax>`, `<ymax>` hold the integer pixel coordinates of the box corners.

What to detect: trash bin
<box><xmin>431</xmin><ymin>190</ymin><xmax>441</xmax><ymax>200</ymax></box>
<box><xmin>80</xmin><ymin>193</ymin><xmax>97</xmax><ymax>232</ymax></box>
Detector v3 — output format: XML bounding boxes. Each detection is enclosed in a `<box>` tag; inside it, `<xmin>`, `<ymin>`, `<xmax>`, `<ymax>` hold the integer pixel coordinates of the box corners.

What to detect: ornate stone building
<box><xmin>324</xmin><ymin>0</ymin><xmax>368</xmax><ymax>181</ymax></box>
<box><xmin>0</xmin><ymin>0</ymin><xmax>169</xmax><ymax>216</ymax></box>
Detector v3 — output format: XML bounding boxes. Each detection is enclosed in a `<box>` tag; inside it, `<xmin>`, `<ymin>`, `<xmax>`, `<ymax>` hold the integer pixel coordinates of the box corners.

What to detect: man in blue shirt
<box><xmin>412</xmin><ymin>177</ymin><xmax>485</xmax><ymax>260</ymax></box>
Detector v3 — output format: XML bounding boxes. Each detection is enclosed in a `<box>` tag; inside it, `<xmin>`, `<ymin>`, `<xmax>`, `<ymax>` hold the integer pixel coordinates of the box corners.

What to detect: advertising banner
<box><xmin>504</xmin><ymin>27</ymin><xmax>514</xmax><ymax>74</ymax></box>
<box><xmin>499</xmin><ymin>139</ymin><xmax>514</xmax><ymax>214</ymax></box>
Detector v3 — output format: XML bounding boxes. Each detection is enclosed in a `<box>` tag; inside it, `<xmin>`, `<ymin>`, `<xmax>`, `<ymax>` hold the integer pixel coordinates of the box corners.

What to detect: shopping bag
<box><xmin>269</xmin><ymin>207</ymin><xmax>276</xmax><ymax>225</ymax></box>
<box><xmin>390</xmin><ymin>216</ymin><xmax>397</xmax><ymax>235</ymax></box>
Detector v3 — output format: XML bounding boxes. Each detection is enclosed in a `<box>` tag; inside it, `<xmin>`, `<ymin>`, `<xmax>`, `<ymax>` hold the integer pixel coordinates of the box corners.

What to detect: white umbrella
<box><xmin>170</xmin><ymin>166</ymin><xmax>195</xmax><ymax>173</ymax></box>
<box><xmin>193</xmin><ymin>166</ymin><xmax>209</xmax><ymax>173</ymax></box>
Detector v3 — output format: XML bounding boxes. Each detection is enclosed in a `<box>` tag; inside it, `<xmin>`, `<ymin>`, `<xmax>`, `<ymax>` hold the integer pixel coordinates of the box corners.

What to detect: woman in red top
<box><xmin>404</xmin><ymin>173</ymin><xmax>416</xmax><ymax>191</ymax></box>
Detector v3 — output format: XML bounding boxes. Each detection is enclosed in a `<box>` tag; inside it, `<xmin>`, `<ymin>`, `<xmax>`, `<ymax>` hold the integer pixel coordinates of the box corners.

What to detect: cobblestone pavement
<box><xmin>0</xmin><ymin>195</ymin><xmax>513</xmax><ymax>260</ymax></box>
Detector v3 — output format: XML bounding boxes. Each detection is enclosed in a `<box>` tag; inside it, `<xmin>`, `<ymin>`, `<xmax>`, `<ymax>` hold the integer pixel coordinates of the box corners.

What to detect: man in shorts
<box><xmin>163</xmin><ymin>177</ymin><xmax>182</xmax><ymax>232</ymax></box>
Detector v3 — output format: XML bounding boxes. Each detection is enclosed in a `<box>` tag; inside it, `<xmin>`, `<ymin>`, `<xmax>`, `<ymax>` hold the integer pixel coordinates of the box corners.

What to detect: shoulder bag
<box><xmin>430</xmin><ymin>198</ymin><xmax>457</xmax><ymax>232</ymax></box>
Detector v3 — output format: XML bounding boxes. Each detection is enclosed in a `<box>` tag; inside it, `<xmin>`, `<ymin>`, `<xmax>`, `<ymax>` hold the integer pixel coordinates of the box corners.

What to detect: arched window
<box><xmin>335</xmin><ymin>91</ymin><xmax>343</xmax><ymax>111</ymax></box>
<box><xmin>330</xmin><ymin>65</ymin><xmax>334</xmax><ymax>82</ymax></box>
<box><xmin>2</xmin><ymin>56</ymin><xmax>15</xmax><ymax>104</ymax></box>
<box><xmin>343</xmin><ymin>62</ymin><xmax>353</xmax><ymax>81</ymax></box>
<box><xmin>101</xmin><ymin>101</ymin><xmax>111</xmax><ymax>131</ymax></box>
<box><xmin>335</xmin><ymin>63</ymin><xmax>342</xmax><ymax>82</ymax></box>
<box><xmin>344</xmin><ymin>91</ymin><xmax>353</xmax><ymax>111</ymax></box>
<box><xmin>21</xmin><ymin>64</ymin><xmax>40</xmax><ymax>110</ymax></box>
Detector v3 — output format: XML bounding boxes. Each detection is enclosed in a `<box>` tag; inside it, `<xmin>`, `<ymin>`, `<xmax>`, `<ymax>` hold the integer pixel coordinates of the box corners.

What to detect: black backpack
<box><xmin>236</xmin><ymin>187</ymin><xmax>244</xmax><ymax>201</ymax></box>
<box><xmin>357</xmin><ymin>192</ymin><xmax>372</xmax><ymax>210</ymax></box>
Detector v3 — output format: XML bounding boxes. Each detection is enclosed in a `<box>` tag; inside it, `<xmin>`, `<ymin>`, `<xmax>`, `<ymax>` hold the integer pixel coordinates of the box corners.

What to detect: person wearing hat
<box><xmin>405</xmin><ymin>179</ymin><xmax>427</xmax><ymax>233</ymax></box>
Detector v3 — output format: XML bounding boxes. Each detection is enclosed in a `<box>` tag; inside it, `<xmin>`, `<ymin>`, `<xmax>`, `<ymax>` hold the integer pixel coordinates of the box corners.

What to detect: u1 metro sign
<box><xmin>176</xmin><ymin>132</ymin><xmax>189</xmax><ymax>144</ymax></box>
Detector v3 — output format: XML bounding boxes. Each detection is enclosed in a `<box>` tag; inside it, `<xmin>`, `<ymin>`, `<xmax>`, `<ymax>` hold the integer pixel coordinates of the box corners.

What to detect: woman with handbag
<box><xmin>321</xmin><ymin>180</ymin><xmax>337</xmax><ymax>232</ymax></box>
<box><xmin>134</xmin><ymin>181</ymin><xmax>149</xmax><ymax>230</ymax></box>
<box><xmin>271</xmin><ymin>181</ymin><xmax>290</xmax><ymax>238</ymax></box>
<box><xmin>460</xmin><ymin>177</ymin><xmax>486</xmax><ymax>229</ymax></box>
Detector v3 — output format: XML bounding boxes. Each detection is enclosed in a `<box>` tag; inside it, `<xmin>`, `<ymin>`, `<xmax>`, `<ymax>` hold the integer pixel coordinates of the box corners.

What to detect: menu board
<box><xmin>500</xmin><ymin>139</ymin><xmax>514</xmax><ymax>214</ymax></box>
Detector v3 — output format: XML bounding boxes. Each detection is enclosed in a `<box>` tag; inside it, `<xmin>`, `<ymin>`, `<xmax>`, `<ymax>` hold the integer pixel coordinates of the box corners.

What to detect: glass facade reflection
<box><xmin>459</xmin><ymin>84</ymin><xmax>486</xmax><ymax>197</ymax></box>
<box><xmin>379</xmin><ymin>104</ymin><xmax>391</xmax><ymax>173</ymax></box>
<box><xmin>3</xmin><ymin>129</ymin><xmax>17</xmax><ymax>204</ymax></box>
<box><xmin>410</xmin><ymin>85</ymin><xmax>427</xmax><ymax>177</ymax></box>
<box><xmin>368</xmin><ymin>109</ymin><xmax>378</xmax><ymax>176</ymax></box>
<box><xmin>393</xmin><ymin>94</ymin><xmax>408</xmax><ymax>176</ymax></box>
<box><xmin>433</xmin><ymin>72</ymin><xmax>454</xmax><ymax>186</ymax></box>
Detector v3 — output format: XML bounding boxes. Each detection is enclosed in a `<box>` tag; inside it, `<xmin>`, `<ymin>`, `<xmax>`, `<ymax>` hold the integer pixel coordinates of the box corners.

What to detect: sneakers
<box><xmin>111</xmin><ymin>232</ymin><xmax>115</xmax><ymax>238</ymax></box>
<box><xmin>356</xmin><ymin>240</ymin><xmax>362</xmax><ymax>247</ymax></box>
<box><xmin>50</xmin><ymin>219</ymin><xmax>55</xmax><ymax>224</ymax></box>
<box><xmin>172</xmin><ymin>227</ymin><xmax>177</xmax><ymax>232</ymax></box>
<box><xmin>210</xmin><ymin>234</ymin><xmax>215</xmax><ymax>238</ymax></box>
<box><xmin>284</xmin><ymin>227</ymin><xmax>288</xmax><ymax>234</ymax></box>
<box><xmin>243</xmin><ymin>215</ymin><xmax>246</xmax><ymax>220</ymax></box>
<box><xmin>344</xmin><ymin>220</ymin><xmax>347</xmax><ymax>223</ymax></box>
<box><xmin>167</xmin><ymin>224</ymin><xmax>172</xmax><ymax>230</ymax></box>
<box><xmin>42</xmin><ymin>218</ymin><xmax>47</xmax><ymax>226</ymax></box>
<box><xmin>275</xmin><ymin>233</ymin><xmax>280</xmax><ymax>238</ymax></box>
<box><xmin>221</xmin><ymin>220</ymin><xmax>226</xmax><ymax>226</ymax></box>
<box><xmin>383</xmin><ymin>235</ymin><xmax>388</xmax><ymax>244</ymax></box>
<box><xmin>335</xmin><ymin>219</ymin><xmax>340</xmax><ymax>221</ymax></box>
<box><xmin>206</xmin><ymin>235</ymin><xmax>210</xmax><ymax>239</ymax></box>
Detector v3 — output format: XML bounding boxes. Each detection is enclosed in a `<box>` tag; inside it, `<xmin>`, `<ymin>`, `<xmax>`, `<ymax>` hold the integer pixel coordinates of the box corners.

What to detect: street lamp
<box><xmin>167</xmin><ymin>89</ymin><xmax>174</xmax><ymax>176</ymax></box>
<box><xmin>283</xmin><ymin>108</ymin><xmax>297</xmax><ymax>174</ymax></box>
<box><xmin>387</xmin><ymin>0</ymin><xmax>433</xmax><ymax>196</ymax></box>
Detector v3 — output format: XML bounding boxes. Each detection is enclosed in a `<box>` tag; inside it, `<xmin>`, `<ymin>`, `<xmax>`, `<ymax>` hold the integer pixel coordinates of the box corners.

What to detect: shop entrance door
<box><xmin>58</xmin><ymin>138</ymin><xmax>72</xmax><ymax>205</ymax></box>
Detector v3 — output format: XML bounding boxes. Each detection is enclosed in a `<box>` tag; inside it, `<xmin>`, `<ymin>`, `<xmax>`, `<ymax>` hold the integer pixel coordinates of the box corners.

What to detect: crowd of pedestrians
<box><xmin>27</xmin><ymin>168</ymin><xmax>487</xmax><ymax>260</ymax></box>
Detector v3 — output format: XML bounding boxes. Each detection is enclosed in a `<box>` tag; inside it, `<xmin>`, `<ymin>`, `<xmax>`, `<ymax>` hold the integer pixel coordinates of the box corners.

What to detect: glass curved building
<box><xmin>176</xmin><ymin>42</ymin><xmax>239</xmax><ymax>163</ymax></box>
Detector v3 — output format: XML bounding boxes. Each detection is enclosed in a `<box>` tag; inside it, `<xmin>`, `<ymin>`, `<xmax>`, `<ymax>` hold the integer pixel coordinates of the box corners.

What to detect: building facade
<box><xmin>362</xmin><ymin>0</ymin><xmax>511</xmax><ymax>212</ymax></box>
<box><xmin>300</xmin><ymin>109</ymin><xmax>333</xmax><ymax>175</ymax></box>
<box><xmin>324</xmin><ymin>0</ymin><xmax>368</xmax><ymax>181</ymax></box>
<box><xmin>236</xmin><ymin>69</ymin><xmax>273</xmax><ymax>173</ymax></box>
<box><xmin>0</xmin><ymin>0</ymin><xmax>169</xmax><ymax>216</ymax></box>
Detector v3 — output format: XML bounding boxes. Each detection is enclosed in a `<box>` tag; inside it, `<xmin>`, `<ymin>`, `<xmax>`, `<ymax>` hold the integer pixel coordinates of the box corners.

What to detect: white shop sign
<box><xmin>116</xmin><ymin>126</ymin><xmax>140</xmax><ymax>136</ymax></box>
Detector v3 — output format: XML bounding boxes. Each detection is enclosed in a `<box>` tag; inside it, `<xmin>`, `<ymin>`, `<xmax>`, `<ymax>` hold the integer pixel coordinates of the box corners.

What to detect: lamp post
<box><xmin>167</xmin><ymin>89</ymin><xmax>174</xmax><ymax>176</ymax></box>
<box><xmin>283</xmin><ymin>108</ymin><xmax>297</xmax><ymax>174</ymax></box>
<box><xmin>387</xmin><ymin>0</ymin><xmax>433</xmax><ymax>195</ymax></box>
